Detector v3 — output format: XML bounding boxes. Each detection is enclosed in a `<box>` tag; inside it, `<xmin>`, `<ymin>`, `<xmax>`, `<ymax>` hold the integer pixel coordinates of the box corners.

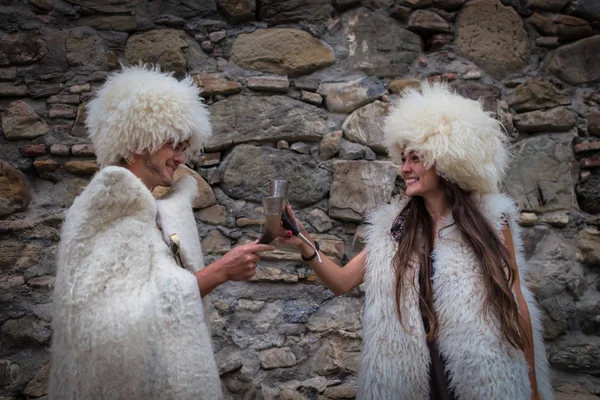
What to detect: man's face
<box><xmin>130</xmin><ymin>140</ymin><xmax>188</xmax><ymax>190</ymax></box>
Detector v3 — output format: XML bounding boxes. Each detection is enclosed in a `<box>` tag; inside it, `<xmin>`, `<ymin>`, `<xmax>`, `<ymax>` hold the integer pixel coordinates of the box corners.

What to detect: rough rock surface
<box><xmin>1</xmin><ymin>0</ymin><xmax>599</xmax><ymax>398</ymax></box>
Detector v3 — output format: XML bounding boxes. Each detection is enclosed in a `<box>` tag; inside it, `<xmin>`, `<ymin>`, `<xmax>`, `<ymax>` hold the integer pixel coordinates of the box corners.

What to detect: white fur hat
<box><xmin>86</xmin><ymin>65</ymin><xmax>212</xmax><ymax>167</ymax></box>
<box><xmin>383</xmin><ymin>81</ymin><xmax>509</xmax><ymax>194</ymax></box>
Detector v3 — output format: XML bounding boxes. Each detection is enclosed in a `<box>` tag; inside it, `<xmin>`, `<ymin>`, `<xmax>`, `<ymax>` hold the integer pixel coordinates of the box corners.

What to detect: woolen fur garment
<box><xmin>49</xmin><ymin>167</ymin><xmax>222</xmax><ymax>400</ymax></box>
<box><xmin>358</xmin><ymin>194</ymin><xmax>553</xmax><ymax>400</ymax></box>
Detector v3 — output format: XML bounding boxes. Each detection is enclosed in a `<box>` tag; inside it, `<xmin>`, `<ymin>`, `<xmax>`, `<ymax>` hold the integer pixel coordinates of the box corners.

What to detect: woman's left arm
<box><xmin>502</xmin><ymin>226</ymin><xmax>540</xmax><ymax>400</ymax></box>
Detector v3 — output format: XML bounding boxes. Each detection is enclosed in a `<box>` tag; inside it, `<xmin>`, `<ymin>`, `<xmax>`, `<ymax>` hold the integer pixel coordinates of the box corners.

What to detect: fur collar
<box><xmin>357</xmin><ymin>194</ymin><xmax>553</xmax><ymax>400</ymax></box>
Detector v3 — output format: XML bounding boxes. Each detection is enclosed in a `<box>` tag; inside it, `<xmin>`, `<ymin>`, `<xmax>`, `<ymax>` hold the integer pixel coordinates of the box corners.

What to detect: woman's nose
<box><xmin>401</xmin><ymin>160</ymin><xmax>411</xmax><ymax>173</ymax></box>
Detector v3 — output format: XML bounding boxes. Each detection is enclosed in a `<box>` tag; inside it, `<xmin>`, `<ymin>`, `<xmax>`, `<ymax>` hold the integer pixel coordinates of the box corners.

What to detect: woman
<box><xmin>278</xmin><ymin>82</ymin><xmax>553</xmax><ymax>400</ymax></box>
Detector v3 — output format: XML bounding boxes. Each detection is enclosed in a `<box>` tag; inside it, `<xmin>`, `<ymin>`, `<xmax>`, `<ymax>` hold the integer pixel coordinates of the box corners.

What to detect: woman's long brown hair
<box><xmin>392</xmin><ymin>179</ymin><xmax>526</xmax><ymax>350</ymax></box>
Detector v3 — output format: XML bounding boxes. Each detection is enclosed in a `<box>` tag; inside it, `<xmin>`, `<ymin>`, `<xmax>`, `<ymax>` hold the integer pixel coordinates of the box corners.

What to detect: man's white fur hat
<box><xmin>86</xmin><ymin>65</ymin><xmax>212</xmax><ymax>167</ymax></box>
<box><xmin>383</xmin><ymin>81</ymin><xmax>509</xmax><ymax>194</ymax></box>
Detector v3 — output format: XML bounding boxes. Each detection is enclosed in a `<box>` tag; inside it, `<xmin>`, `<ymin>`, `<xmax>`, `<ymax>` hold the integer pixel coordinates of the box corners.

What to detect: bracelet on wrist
<box><xmin>301</xmin><ymin>240</ymin><xmax>320</xmax><ymax>262</ymax></box>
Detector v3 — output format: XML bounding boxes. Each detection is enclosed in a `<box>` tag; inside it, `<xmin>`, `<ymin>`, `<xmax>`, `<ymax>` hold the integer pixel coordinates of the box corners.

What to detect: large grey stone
<box><xmin>0</xmin><ymin>240</ymin><xmax>42</xmax><ymax>272</ymax></box>
<box><xmin>578</xmin><ymin>228</ymin><xmax>600</xmax><ymax>266</ymax></box>
<box><xmin>307</xmin><ymin>209</ymin><xmax>334</xmax><ymax>233</ymax></box>
<box><xmin>507</xmin><ymin>81</ymin><xmax>571</xmax><ymax>112</ymax></box>
<box><xmin>220</xmin><ymin>145</ymin><xmax>333</xmax><ymax>206</ymax></box>
<box><xmin>451</xmin><ymin>82</ymin><xmax>500</xmax><ymax>112</ymax></box>
<box><xmin>555</xmin><ymin>15</ymin><xmax>593</xmax><ymax>40</ymax></box>
<box><xmin>339</xmin><ymin>139</ymin><xmax>376</xmax><ymax>161</ymax></box>
<box><xmin>206</xmin><ymin>96</ymin><xmax>328</xmax><ymax>151</ymax></box>
<box><xmin>329</xmin><ymin>160</ymin><xmax>399</xmax><ymax>222</ymax></box>
<box><xmin>341</xmin><ymin>101</ymin><xmax>389</xmax><ymax>153</ymax></box>
<box><xmin>554</xmin><ymin>384</ymin><xmax>599</xmax><ymax>400</ymax></box>
<box><xmin>217</xmin><ymin>0</ymin><xmax>255</xmax><ymax>23</ymax></box>
<box><xmin>1</xmin><ymin>101</ymin><xmax>49</xmax><ymax>140</ymax></box>
<box><xmin>0</xmin><ymin>162</ymin><xmax>31</xmax><ymax>216</ymax></box>
<box><xmin>66</xmin><ymin>30</ymin><xmax>107</xmax><ymax>67</ymax></box>
<box><xmin>259</xmin><ymin>347</ymin><xmax>297</xmax><ymax>369</ymax></box>
<box><xmin>0</xmin><ymin>31</ymin><xmax>47</xmax><ymax>67</ymax></box>
<box><xmin>346</xmin><ymin>9</ymin><xmax>421</xmax><ymax>77</ymax></box>
<box><xmin>540</xmin><ymin>297</ymin><xmax>567</xmax><ymax>340</ymax></box>
<box><xmin>455</xmin><ymin>0</ymin><xmax>530</xmax><ymax>80</ymax></box>
<box><xmin>549</xmin><ymin>342</ymin><xmax>600</xmax><ymax>374</ymax></box>
<box><xmin>513</xmin><ymin>107</ymin><xmax>576</xmax><ymax>133</ymax></box>
<box><xmin>319</xmin><ymin>130</ymin><xmax>342</xmax><ymax>161</ymax></box>
<box><xmin>193</xmin><ymin>74</ymin><xmax>242</xmax><ymax>97</ymax></box>
<box><xmin>324</xmin><ymin>386</ymin><xmax>358</xmax><ymax>399</ymax></box>
<box><xmin>407</xmin><ymin>10</ymin><xmax>453</xmax><ymax>34</ymax></box>
<box><xmin>589</xmin><ymin>112</ymin><xmax>600</xmax><ymax>137</ymax></box>
<box><xmin>125</xmin><ymin>29</ymin><xmax>188</xmax><ymax>76</ymax></box>
<box><xmin>523</xmin><ymin>227</ymin><xmax>579</xmax><ymax>301</ymax></box>
<box><xmin>23</xmin><ymin>363</ymin><xmax>50</xmax><ymax>398</ymax></box>
<box><xmin>318</xmin><ymin>78</ymin><xmax>386</xmax><ymax>114</ymax></box>
<box><xmin>247</xmin><ymin>76</ymin><xmax>289</xmax><ymax>93</ymax></box>
<box><xmin>530</xmin><ymin>13</ymin><xmax>592</xmax><ymax>40</ymax></box>
<box><xmin>581</xmin><ymin>302</ymin><xmax>600</xmax><ymax>336</ymax></box>
<box><xmin>547</xmin><ymin>36</ymin><xmax>600</xmax><ymax>85</ymax></box>
<box><xmin>1</xmin><ymin>316</ymin><xmax>51</xmax><ymax>346</ymax></box>
<box><xmin>0</xmin><ymin>359</ymin><xmax>19</xmax><ymax>387</ymax></box>
<box><xmin>231</xmin><ymin>29</ymin><xmax>334</xmax><ymax>76</ymax></box>
<box><xmin>259</xmin><ymin>0</ymin><xmax>333</xmax><ymax>25</ymax></box>
<box><xmin>216</xmin><ymin>347</ymin><xmax>243</xmax><ymax>375</ymax></box>
<box><xmin>569</xmin><ymin>0</ymin><xmax>600</xmax><ymax>20</ymax></box>
<box><xmin>529</xmin><ymin>13</ymin><xmax>558</xmax><ymax>36</ymax></box>
<box><xmin>504</xmin><ymin>134</ymin><xmax>576</xmax><ymax>212</ymax></box>
<box><xmin>307</xmin><ymin>297</ymin><xmax>362</xmax><ymax>332</ymax></box>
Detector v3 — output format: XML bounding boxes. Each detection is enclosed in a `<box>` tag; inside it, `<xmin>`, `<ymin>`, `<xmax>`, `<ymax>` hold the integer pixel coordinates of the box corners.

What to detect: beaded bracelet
<box><xmin>301</xmin><ymin>240</ymin><xmax>320</xmax><ymax>262</ymax></box>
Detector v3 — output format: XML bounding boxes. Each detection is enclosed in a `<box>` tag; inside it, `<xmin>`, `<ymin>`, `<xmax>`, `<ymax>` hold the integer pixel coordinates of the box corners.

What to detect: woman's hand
<box><xmin>276</xmin><ymin>206</ymin><xmax>313</xmax><ymax>250</ymax></box>
<box><xmin>274</xmin><ymin>206</ymin><xmax>366</xmax><ymax>295</ymax></box>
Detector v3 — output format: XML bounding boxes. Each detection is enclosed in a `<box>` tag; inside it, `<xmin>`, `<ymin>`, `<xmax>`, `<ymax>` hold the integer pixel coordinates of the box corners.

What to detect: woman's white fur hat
<box><xmin>86</xmin><ymin>65</ymin><xmax>212</xmax><ymax>167</ymax></box>
<box><xmin>383</xmin><ymin>81</ymin><xmax>509</xmax><ymax>194</ymax></box>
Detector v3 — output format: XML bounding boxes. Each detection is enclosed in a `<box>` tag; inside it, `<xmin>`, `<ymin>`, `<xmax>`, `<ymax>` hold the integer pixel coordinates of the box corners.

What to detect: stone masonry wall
<box><xmin>1</xmin><ymin>0</ymin><xmax>600</xmax><ymax>399</ymax></box>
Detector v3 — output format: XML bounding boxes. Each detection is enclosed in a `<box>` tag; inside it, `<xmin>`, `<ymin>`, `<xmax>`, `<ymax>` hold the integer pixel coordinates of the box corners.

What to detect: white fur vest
<box><xmin>358</xmin><ymin>194</ymin><xmax>553</xmax><ymax>400</ymax></box>
<box><xmin>49</xmin><ymin>167</ymin><xmax>222</xmax><ymax>400</ymax></box>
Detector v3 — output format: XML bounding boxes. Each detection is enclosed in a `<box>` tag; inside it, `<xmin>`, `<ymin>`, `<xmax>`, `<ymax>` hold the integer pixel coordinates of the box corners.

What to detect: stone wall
<box><xmin>1</xmin><ymin>0</ymin><xmax>600</xmax><ymax>398</ymax></box>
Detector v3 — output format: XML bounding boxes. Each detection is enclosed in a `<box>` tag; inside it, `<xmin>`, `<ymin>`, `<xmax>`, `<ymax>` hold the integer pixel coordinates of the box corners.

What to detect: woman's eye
<box><xmin>412</xmin><ymin>156</ymin><xmax>419</xmax><ymax>162</ymax></box>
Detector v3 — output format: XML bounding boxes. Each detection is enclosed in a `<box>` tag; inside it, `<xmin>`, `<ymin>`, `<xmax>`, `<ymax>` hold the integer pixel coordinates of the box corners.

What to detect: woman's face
<box><xmin>400</xmin><ymin>151</ymin><xmax>442</xmax><ymax>197</ymax></box>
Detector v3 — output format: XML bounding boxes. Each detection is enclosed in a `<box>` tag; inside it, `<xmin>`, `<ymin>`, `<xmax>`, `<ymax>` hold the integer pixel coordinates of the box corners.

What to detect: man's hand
<box><xmin>218</xmin><ymin>240</ymin><xmax>275</xmax><ymax>281</ymax></box>
<box><xmin>195</xmin><ymin>240</ymin><xmax>275</xmax><ymax>298</ymax></box>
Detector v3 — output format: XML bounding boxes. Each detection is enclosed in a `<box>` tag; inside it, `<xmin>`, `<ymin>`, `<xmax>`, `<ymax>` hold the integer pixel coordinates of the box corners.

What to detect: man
<box><xmin>49</xmin><ymin>65</ymin><xmax>273</xmax><ymax>399</ymax></box>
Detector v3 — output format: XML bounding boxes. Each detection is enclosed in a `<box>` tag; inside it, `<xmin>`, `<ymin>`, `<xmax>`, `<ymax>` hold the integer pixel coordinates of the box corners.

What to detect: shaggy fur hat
<box><xmin>86</xmin><ymin>65</ymin><xmax>212</xmax><ymax>167</ymax></box>
<box><xmin>383</xmin><ymin>81</ymin><xmax>509</xmax><ymax>194</ymax></box>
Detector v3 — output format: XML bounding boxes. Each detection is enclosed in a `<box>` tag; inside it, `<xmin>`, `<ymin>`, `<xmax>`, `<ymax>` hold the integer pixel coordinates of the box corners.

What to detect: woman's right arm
<box><xmin>300</xmin><ymin>244</ymin><xmax>366</xmax><ymax>296</ymax></box>
<box><xmin>277</xmin><ymin>207</ymin><xmax>366</xmax><ymax>295</ymax></box>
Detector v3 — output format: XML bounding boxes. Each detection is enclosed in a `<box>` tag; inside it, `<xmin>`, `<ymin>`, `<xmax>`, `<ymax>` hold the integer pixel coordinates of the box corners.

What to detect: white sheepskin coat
<box><xmin>49</xmin><ymin>166</ymin><xmax>222</xmax><ymax>400</ymax></box>
<box><xmin>358</xmin><ymin>194</ymin><xmax>553</xmax><ymax>400</ymax></box>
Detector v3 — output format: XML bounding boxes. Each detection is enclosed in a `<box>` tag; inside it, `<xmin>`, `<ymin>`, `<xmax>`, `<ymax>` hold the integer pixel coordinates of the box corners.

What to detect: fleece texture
<box><xmin>49</xmin><ymin>166</ymin><xmax>222</xmax><ymax>400</ymax></box>
<box><xmin>358</xmin><ymin>193</ymin><xmax>553</xmax><ymax>400</ymax></box>
<box><xmin>383</xmin><ymin>81</ymin><xmax>509</xmax><ymax>195</ymax></box>
<box><xmin>85</xmin><ymin>65</ymin><xmax>212</xmax><ymax>167</ymax></box>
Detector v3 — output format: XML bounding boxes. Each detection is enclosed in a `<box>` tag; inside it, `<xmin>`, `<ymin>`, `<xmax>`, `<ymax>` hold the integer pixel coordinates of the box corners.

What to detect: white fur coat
<box><xmin>49</xmin><ymin>167</ymin><xmax>222</xmax><ymax>400</ymax></box>
<box><xmin>358</xmin><ymin>194</ymin><xmax>553</xmax><ymax>400</ymax></box>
